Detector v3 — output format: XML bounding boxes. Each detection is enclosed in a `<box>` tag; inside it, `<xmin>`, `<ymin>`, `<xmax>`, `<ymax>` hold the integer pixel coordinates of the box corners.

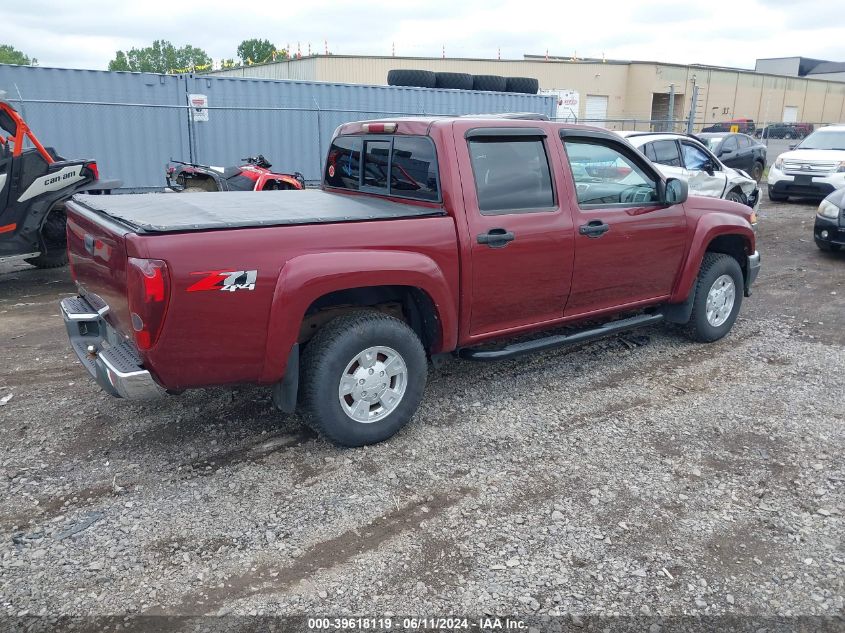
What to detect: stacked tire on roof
<box><xmin>387</xmin><ymin>70</ymin><xmax>539</xmax><ymax>94</ymax></box>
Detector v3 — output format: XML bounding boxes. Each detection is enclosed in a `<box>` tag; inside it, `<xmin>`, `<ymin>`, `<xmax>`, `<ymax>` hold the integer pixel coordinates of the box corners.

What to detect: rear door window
<box><xmin>468</xmin><ymin>137</ymin><xmax>555</xmax><ymax>214</ymax></box>
<box><xmin>650</xmin><ymin>140</ymin><xmax>682</xmax><ymax>167</ymax></box>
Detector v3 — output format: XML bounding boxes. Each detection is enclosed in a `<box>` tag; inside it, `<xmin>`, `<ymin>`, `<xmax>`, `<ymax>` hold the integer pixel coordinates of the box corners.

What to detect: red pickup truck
<box><xmin>61</xmin><ymin>116</ymin><xmax>760</xmax><ymax>447</ymax></box>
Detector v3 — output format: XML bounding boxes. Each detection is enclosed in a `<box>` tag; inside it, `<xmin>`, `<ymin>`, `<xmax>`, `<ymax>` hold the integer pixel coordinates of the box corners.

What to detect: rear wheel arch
<box><xmin>300</xmin><ymin>285</ymin><xmax>442</xmax><ymax>354</ymax></box>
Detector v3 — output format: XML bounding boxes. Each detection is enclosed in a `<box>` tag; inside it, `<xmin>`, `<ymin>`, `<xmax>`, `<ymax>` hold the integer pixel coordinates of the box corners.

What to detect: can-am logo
<box><xmin>187</xmin><ymin>270</ymin><xmax>257</xmax><ymax>292</ymax></box>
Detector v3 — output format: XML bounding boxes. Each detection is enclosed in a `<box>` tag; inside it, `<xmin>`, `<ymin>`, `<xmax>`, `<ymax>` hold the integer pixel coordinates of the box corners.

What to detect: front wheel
<box><xmin>725</xmin><ymin>190</ymin><xmax>745</xmax><ymax>204</ymax></box>
<box><xmin>686</xmin><ymin>253</ymin><xmax>744</xmax><ymax>343</ymax></box>
<box><xmin>299</xmin><ymin>311</ymin><xmax>428</xmax><ymax>447</ymax></box>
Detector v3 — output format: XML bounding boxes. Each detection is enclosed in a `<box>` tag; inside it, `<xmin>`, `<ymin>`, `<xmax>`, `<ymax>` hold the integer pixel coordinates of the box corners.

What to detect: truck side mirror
<box><xmin>664</xmin><ymin>178</ymin><xmax>688</xmax><ymax>205</ymax></box>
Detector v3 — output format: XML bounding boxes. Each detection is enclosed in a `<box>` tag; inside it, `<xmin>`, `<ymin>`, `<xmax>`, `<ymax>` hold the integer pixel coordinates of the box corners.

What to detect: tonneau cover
<box><xmin>71</xmin><ymin>189</ymin><xmax>445</xmax><ymax>233</ymax></box>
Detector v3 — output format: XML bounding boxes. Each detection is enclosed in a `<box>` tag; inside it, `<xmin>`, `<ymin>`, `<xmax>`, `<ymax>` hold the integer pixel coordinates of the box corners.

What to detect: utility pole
<box><xmin>668</xmin><ymin>83</ymin><xmax>675</xmax><ymax>132</ymax></box>
<box><xmin>686</xmin><ymin>76</ymin><xmax>699</xmax><ymax>134</ymax></box>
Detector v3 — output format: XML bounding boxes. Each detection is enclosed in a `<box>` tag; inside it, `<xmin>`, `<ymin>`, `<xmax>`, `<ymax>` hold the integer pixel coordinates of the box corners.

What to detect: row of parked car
<box><xmin>700</xmin><ymin>118</ymin><xmax>815</xmax><ymax>139</ymax></box>
<box><xmin>621</xmin><ymin>123</ymin><xmax>844</xmax><ymax>253</ymax></box>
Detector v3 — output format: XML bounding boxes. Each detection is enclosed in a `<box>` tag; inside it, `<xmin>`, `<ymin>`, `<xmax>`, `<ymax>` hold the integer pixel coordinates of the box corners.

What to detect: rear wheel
<box><xmin>750</xmin><ymin>161</ymin><xmax>764</xmax><ymax>182</ymax></box>
<box><xmin>783</xmin><ymin>131</ymin><xmax>794</xmax><ymax>140</ymax></box>
<box><xmin>685</xmin><ymin>253</ymin><xmax>744</xmax><ymax>343</ymax></box>
<box><xmin>24</xmin><ymin>206</ymin><xmax>68</xmax><ymax>269</ymax></box>
<box><xmin>299</xmin><ymin>311</ymin><xmax>428</xmax><ymax>447</ymax></box>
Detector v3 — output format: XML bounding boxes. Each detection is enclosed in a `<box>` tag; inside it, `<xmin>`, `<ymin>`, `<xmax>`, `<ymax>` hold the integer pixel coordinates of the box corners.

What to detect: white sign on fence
<box><xmin>540</xmin><ymin>89</ymin><xmax>580</xmax><ymax>121</ymax></box>
<box><xmin>189</xmin><ymin>94</ymin><xmax>209</xmax><ymax>122</ymax></box>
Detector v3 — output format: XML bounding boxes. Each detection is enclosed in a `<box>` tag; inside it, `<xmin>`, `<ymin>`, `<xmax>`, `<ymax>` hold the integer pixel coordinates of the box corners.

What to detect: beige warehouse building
<box><xmin>212</xmin><ymin>54</ymin><xmax>845</xmax><ymax>130</ymax></box>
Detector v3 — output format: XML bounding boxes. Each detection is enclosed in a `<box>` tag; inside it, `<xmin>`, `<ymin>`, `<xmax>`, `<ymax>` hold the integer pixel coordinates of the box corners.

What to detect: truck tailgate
<box><xmin>65</xmin><ymin>199</ymin><xmax>134</xmax><ymax>337</ymax></box>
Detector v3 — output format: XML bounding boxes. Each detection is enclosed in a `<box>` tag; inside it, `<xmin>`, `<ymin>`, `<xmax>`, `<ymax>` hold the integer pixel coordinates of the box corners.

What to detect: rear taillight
<box><xmin>85</xmin><ymin>161</ymin><xmax>100</xmax><ymax>181</ymax></box>
<box><xmin>127</xmin><ymin>257</ymin><xmax>170</xmax><ymax>351</ymax></box>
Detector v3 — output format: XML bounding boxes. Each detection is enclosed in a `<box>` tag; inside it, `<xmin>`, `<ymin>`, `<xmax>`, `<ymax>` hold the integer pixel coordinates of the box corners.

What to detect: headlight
<box><xmin>774</xmin><ymin>157</ymin><xmax>784</xmax><ymax>170</ymax></box>
<box><xmin>818</xmin><ymin>199</ymin><xmax>841</xmax><ymax>219</ymax></box>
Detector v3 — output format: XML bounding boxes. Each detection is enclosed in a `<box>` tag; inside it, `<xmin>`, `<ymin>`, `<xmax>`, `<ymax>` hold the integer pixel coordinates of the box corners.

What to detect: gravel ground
<box><xmin>0</xmin><ymin>198</ymin><xmax>843</xmax><ymax>630</ymax></box>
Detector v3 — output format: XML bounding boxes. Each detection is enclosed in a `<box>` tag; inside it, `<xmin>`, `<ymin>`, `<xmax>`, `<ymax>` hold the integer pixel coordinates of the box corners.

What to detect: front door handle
<box><xmin>477</xmin><ymin>228</ymin><xmax>515</xmax><ymax>248</ymax></box>
<box><xmin>579</xmin><ymin>220</ymin><xmax>610</xmax><ymax>238</ymax></box>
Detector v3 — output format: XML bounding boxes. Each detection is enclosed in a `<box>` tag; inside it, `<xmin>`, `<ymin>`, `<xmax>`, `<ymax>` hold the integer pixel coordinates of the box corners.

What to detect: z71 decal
<box><xmin>187</xmin><ymin>270</ymin><xmax>258</xmax><ymax>292</ymax></box>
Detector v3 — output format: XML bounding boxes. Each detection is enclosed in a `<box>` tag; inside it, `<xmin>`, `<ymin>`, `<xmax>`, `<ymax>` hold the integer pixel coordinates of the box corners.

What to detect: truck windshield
<box><xmin>796</xmin><ymin>130</ymin><xmax>845</xmax><ymax>150</ymax></box>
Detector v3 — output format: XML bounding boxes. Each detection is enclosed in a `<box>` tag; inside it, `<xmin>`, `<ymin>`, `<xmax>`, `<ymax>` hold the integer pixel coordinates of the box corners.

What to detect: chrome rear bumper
<box><xmin>60</xmin><ymin>296</ymin><xmax>165</xmax><ymax>400</ymax></box>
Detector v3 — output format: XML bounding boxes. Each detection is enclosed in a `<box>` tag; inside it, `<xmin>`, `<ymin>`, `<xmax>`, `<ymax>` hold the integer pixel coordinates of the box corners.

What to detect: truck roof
<box><xmin>336</xmin><ymin>116</ymin><xmax>612</xmax><ymax>137</ymax></box>
<box><xmin>70</xmin><ymin>190</ymin><xmax>446</xmax><ymax>234</ymax></box>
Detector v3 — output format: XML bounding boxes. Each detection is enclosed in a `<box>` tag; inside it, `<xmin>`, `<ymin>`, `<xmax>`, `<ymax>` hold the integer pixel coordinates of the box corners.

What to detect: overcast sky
<box><xmin>1</xmin><ymin>0</ymin><xmax>843</xmax><ymax>71</ymax></box>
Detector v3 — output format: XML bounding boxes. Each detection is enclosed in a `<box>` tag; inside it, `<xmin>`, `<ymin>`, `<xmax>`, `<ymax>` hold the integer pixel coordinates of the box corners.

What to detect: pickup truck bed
<box><xmin>72</xmin><ymin>190</ymin><xmax>445</xmax><ymax>233</ymax></box>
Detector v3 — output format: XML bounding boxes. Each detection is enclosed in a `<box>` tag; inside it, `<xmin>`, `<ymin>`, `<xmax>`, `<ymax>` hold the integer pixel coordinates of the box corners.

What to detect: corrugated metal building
<box><xmin>0</xmin><ymin>64</ymin><xmax>555</xmax><ymax>189</ymax></box>
<box><xmin>212</xmin><ymin>54</ymin><xmax>845</xmax><ymax>127</ymax></box>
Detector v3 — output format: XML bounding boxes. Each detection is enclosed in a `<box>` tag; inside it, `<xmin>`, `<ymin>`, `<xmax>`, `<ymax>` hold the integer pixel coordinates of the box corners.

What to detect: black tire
<box><xmin>816</xmin><ymin>240</ymin><xmax>841</xmax><ymax>252</ymax></box>
<box><xmin>685</xmin><ymin>253</ymin><xmax>744</xmax><ymax>343</ymax></box>
<box><xmin>24</xmin><ymin>207</ymin><xmax>68</xmax><ymax>269</ymax></box>
<box><xmin>472</xmin><ymin>75</ymin><xmax>507</xmax><ymax>92</ymax></box>
<box><xmin>751</xmin><ymin>161</ymin><xmax>764</xmax><ymax>183</ymax></box>
<box><xmin>299</xmin><ymin>311</ymin><xmax>428</xmax><ymax>447</ymax></box>
<box><xmin>434</xmin><ymin>72</ymin><xmax>473</xmax><ymax>90</ymax></box>
<box><xmin>387</xmin><ymin>69</ymin><xmax>436</xmax><ymax>88</ymax></box>
<box><xmin>783</xmin><ymin>131</ymin><xmax>794</xmax><ymax>140</ymax></box>
<box><xmin>505</xmin><ymin>77</ymin><xmax>539</xmax><ymax>94</ymax></box>
<box><xmin>767</xmin><ymin>187</ymin><xmax>788</xmax><ymax>202</ymax></box>
<box><xmin>725</xmin><ymin>189</ymin><xmax>745</xmax><ymax>204</ymax></box>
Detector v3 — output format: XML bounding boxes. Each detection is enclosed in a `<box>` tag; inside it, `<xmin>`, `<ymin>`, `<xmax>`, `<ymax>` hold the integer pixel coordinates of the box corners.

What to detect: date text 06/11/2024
<box><xmin>307</xmin><ymin>617</ymin><xmax>527</xmax><ymax>630</ymax></box>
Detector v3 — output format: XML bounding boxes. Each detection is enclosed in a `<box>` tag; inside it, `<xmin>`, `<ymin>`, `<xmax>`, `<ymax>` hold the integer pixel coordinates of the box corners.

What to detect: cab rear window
<box><xmin>324</xmin><ymin>135</ymin><xmax>440</xmax><ymax>201</ymax></box>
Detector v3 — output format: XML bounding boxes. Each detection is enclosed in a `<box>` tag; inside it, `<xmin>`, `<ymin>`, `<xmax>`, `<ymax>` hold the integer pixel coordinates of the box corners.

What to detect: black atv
<box><xmin>0</xmin><ymin>97</ymin><xmax>120</xmax><ymax>268</ymax></box>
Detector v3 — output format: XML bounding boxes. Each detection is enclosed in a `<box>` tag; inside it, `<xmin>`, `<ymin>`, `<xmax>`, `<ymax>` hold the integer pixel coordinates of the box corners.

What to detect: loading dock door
<box><xmin>782</xmin><ymin>106</ymin><xmax>798</xmax><ymax>123</ymax></box>
<box><xmin>585</xmin><ymin>95</ymin><xmax>609</xmax><ymax>123</ymax></box>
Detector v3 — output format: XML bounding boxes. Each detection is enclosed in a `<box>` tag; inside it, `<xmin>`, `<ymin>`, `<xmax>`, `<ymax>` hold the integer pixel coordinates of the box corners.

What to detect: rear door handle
<box><xmin>579</xmin><ymin>220</ymin><xmax>610</xmax><ymax>238</ymax></box>
<box><xmin>477</xmin><ymin>228</ymin><xmax>515</xmax><ymax>248</ymax></box>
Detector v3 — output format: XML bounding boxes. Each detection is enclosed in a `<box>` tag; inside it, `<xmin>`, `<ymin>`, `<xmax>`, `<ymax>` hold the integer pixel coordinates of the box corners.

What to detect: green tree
<box><xmin>236</xmin><ymin>38</ymin><xmax>278</xmax><ymax>65</ymax></box>
<box><xmin>107</xmin><ymin>40</ymin><xmax>211</xmax><ymax>73</ymax></box>
<box><xmin>0</xmin><ymin>44</ymin><xmax>36</xmax><ymax>66</ymax></box>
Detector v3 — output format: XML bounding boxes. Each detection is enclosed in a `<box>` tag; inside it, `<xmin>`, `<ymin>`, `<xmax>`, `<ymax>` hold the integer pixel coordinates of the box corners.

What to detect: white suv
<box><xmin>619</xmin><ymin>132</ymin><xmax>760</xmax><ymax>211</ymax></box>
<box><xmin>767</xmin><ymin>124</ymin><xmax>845</xmax><ymax>201</ymax></box>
